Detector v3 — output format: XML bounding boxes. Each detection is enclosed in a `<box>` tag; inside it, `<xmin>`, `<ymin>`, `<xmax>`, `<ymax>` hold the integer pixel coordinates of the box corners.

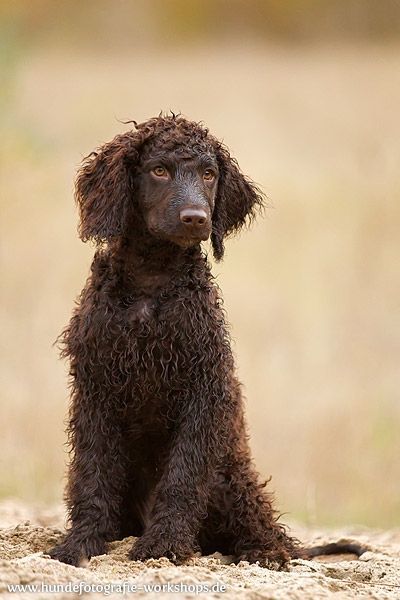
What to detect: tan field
<box><xmin>1</xmin><ymin>34</ymin><xmax>400</xmax><ymax>531</ymax></box>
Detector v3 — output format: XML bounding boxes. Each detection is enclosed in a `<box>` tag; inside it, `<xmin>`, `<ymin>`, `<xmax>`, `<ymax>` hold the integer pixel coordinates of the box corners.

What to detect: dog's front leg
<box><xmin>129</xmin><ymin>378</ymin><xmax>231</xmax><ymax>564</ymax></box>
<box><xmin>48</xmin><ymin>388</ymin><xmax>128</xmax><ymax>566</ymax></box>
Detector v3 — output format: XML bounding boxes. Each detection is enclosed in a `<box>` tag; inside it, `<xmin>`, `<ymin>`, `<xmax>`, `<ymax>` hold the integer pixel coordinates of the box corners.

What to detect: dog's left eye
<box><xmin>203</xmin><ymin>169</ymin><xmax>215</xmax><ymax>181</ymax></box>
<box><xmin>152</xmin><ymin>166</ymin><xmax>167</xmax><ymax>177</ymax></box>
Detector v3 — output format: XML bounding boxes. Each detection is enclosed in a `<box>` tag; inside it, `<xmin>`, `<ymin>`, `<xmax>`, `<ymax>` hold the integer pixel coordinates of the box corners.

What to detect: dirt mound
<box><xmin>0</xmin><ymin>500</ymin><xmax>399</xmax><ymax>599</ymax></box>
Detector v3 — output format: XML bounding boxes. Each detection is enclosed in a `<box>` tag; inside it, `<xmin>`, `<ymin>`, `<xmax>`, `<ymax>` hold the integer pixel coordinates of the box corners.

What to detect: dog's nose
<box><xmin>179</xmin><ymin>208</ymin><xmax>208</xmax><ymax>227</ymax></box>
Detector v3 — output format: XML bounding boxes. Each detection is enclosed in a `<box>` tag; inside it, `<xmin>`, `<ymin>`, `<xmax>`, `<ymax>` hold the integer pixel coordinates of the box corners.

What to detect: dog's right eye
<box><xmin>152</xmin><ymin>166</ymin><xmax>168</xmax><ymax>178</ymax></box>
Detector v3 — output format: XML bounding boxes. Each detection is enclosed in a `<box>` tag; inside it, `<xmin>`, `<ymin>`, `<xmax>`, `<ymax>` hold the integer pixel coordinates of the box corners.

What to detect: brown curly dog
<box><xmin>48</xmin><ymin>114</ymin><xmax>300</xmax><ymax>569</ymax></box>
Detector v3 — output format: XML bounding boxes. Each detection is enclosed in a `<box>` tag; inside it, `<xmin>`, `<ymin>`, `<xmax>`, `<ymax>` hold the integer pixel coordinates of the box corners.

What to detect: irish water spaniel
<box><xmin>48</xmin><ymin>114</ymin><xmax>300</xmax><ymax>568</ymax></box>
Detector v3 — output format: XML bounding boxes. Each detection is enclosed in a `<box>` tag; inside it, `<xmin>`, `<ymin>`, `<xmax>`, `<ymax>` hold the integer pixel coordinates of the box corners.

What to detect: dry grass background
<box><xmin>1</xmin><ymin>2</ymin><xmax>399</xmax><ymax>528</ymax></box>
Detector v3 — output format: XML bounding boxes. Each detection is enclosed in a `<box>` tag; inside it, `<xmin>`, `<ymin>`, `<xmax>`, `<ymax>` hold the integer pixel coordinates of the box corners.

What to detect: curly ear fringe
<box><xmin>211</xmin><ymin>142</ymin><xmax>264</xmax><ymax>261</ymax></box>
<box><xmin>76</xmin><ymin>130</ymin><xmax>150</xmax><ymax>244</ymax></box>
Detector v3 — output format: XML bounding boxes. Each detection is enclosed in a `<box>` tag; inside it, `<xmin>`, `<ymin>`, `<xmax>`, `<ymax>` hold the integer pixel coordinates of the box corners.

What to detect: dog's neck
<box><xmin>109</xmin><ymin>236</ymin><xmax>203</xmax><ymax>296</ymax></box>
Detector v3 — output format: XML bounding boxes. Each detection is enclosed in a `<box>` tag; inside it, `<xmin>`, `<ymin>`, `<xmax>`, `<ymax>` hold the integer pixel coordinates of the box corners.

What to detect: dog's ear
<box><xmin>211</xmin><ymin>144</ymin><xmax>264</xmax><ymax>261</ymax></box>
<box><xmin>75</xmin><ymin>131</ymin><xmax>142</xmax><ymax>243</ymax></box>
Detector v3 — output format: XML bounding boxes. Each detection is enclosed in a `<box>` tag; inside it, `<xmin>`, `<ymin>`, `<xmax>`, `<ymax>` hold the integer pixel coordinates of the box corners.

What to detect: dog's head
<box><xmin>76</xmin><ymin>115</ymin><xmax>263</xmax><ymax>260</ymax></box>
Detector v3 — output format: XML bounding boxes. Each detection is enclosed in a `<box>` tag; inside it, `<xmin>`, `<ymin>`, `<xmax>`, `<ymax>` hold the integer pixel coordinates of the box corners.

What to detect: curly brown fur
<box><xmin>48</xmin><ymin>114</ymin><xmax>299</xmax><ymax>569</ymax></box>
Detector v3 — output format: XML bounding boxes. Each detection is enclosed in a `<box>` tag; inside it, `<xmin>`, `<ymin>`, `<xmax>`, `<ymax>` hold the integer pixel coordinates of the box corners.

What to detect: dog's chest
<box><xmin>110</xmin><ymin>295</ymin><xmax>187</xmax><ymax>375</ymax></box>
<box><xmin>126</xmin><ymin>297</ymin><xmax>155</xmax><ymax>324</ymax></box>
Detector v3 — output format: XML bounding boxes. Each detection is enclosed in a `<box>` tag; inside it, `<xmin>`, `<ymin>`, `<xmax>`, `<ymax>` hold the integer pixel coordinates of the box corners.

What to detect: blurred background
<box><xmin>1</xmin><ymin>0</ymin><xmax>399</xmax><ymax>528</ymax></box>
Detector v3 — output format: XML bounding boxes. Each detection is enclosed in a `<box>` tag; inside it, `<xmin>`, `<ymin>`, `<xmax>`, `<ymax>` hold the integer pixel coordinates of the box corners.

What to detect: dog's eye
<box><xmin>152</xmin><ymin>166</ymin><xmax>167</xmax><ymax>177</ymax></box>
<box><xmin>203</xmin><ymin>169</ymin><xmax>215</xmax><ymax>181</ymax></box>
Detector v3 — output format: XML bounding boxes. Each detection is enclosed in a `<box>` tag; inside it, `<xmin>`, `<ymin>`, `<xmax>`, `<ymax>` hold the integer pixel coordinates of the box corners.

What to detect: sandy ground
<box><xmin>0</xmin><ymin>500</ymin><xmax>399</xmax><ymax>599</ymax></box>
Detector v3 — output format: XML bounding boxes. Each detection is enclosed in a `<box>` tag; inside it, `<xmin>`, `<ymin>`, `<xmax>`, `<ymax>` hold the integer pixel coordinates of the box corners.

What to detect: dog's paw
<box><xmin>129</xmin><ymin>533</ymin><xmax>195</xmax><ymax>564</ymax></box>
<box><xmin>48</xmin><ymin>536</ymin><xmax>106</xmax><ymax>567</ymax></box>
<box><xmin>47</xmin><ymin>543</ymin><xmax>83</xmax><ymax>567</ymax></box>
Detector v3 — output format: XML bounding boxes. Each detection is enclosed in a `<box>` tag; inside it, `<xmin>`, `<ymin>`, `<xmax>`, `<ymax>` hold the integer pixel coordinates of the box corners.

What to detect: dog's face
<box><xmin>136</xmin><ymin>149</ymin><xmax>219</xmax><ymax>248</ymax></box>
<box><xmin>75</xmin><ymin>115</ymin><xmax>263</xmax><ymax>260</ymax></box>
